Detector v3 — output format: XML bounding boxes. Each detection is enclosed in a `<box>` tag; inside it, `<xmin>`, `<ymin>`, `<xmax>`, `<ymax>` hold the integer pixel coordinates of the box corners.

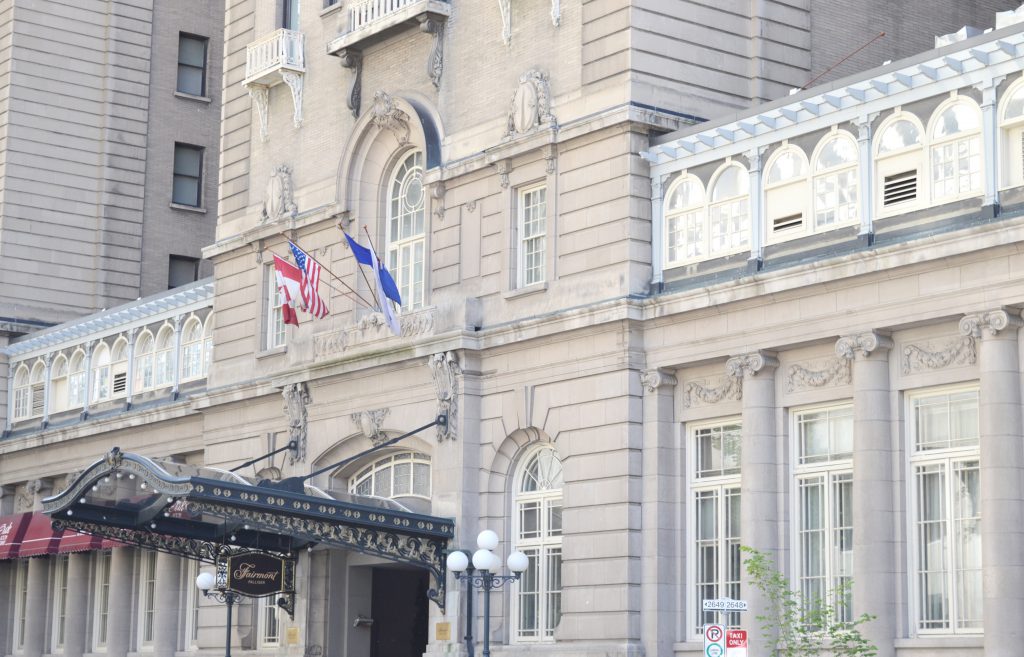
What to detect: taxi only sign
<box><xmin>726</xmin><ymin>629</ymin><xmax>747</xmax><ymax>657</ymax></box>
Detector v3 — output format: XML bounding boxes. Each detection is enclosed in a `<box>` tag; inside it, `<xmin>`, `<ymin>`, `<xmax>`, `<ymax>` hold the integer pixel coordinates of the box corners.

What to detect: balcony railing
<box><xmin>245</xmin><ymin>28</ymin><xmax>305</xmax><ymax>85</ymax></box>
<box><xmin>349</xmin><ymin>0</ymin><xmax>421</xmax><ymax>32</ymax></box>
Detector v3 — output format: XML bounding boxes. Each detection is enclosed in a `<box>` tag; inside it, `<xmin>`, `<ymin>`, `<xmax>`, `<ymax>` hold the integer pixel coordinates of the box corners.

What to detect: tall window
<box><xmin>764</xmin><ymin>146</ymin><xmax>809</xmax><ymax>241</ymax></box>
<box><xmin>812</xmin><ymin>132</ymin><xmax>858</xmax><ymax>230</ymax></box>
<box><xmin>203</xmin><ymin>318</ymin><xmax>213</xmax><ymax>376</ymax></box>
<box><xmin>111</xmin><ymin>338</ymin><xmax>128</xmax><ymax>398</ymax></box>
<box><xmin>513</xmin><ymin>446</ymin><xmax>563</xmax><ymax>642</ymax></box>
<box><xmin>168</xmin><ymin>255</ymin><xmax>200</xmax><ymax>288</ymax></box>
<box><xmin>12</xmin><ymin>365</ymin><xmax>30</xmax><ymax>420</ymax></box>
<box><xmin>139</xmin><ymin>551</ymin><xmax>158</xmax><ymax>646</ymax></box>
<box><xmin>267</xmin><ymin>267</ymin><xmax>286</xmax><ymax>349</ymax></box>
<box><xmin>707</xmin><ymin>163</ymin><xmax>749</xmax><ymax>256</ymax></box>
<box><xmin>664</xmin><ymin>174</ymin><xmax>705</xmax><ymax>264</ymax></box>
<box><xmin>176</xmin><ymin>34</ymin><xmax>208</xmax><ymax>97</ymax></box>
<box><xmin>282</xmin><ymin>0</ymin><xmax>299</xmax><ymax>29</ymax></box>
<box><xmin>517</xmin><ymin>185</ymin><xmax>547</xmax><ymax>287</ymax></box>
<box><xmin>350</xmin><ymin>452</ymin><xmax>431</xmax><ymax>499</ymax></box>
<box><xmin>185</xmin><ymin>560</ymin><xmax>201</xmax><ymax>646</ymax></box>
<box><xmin>52</xmin><ymin>554</ymin><xmax>70</xmax><ymax>651</ymax></box>
<box><xmin>386</xmin><ymin>151</ymin><xmax>426</xmax><ymax>310</ymax></box>
<box><xmin>999</xmin><ymin>79</ymin><xmax>1024</xmax><ymax>188</ymax></box>
<box><xmin>14</xmin><ymin>559</ymin><xmax>28</xmax><ymax>651</ymax></box>
<box><xmin>51</xmin><ymin>355</ymin><xmax>68</xmax><ymax>412</ymax></box>
<box><xmin>68</xmin><ymin>350</ymin><xmax>86</xmax><ymax>408</ymax></box>
<box><xmin>180</xmin><ymin>317</ymin><xmax>205</xmax><ymax>381</ymax></box>
<box><xmin>172</xmin><ymin>143</ymin><xmax>203</xmax><ymax>207</ymax></box>
<box><xmin>930</xmin><ymin>100</ymin><xmax>982</xmax><ymax>203</ymax></box>
<box><xmin>134</xmin><ymin>331</ymin><xmax>155</xmax><ymax>391</ymax></box>
<box><xmin>909</xmin><ymin>387</ymin><xmax>981</xmax><ymax>634</ymax></box>
<box><xmin>690</xmin><ymin>420</ymin><xmax>742</xmax><ymax>636</ymax></box>
<box><xmin>91</xmin><ymin>343</ymin><xmax>111</xmax><ymax>402</ymax></box>
<box><xmin>259</xmin><ymin>596</ymin><xmax>281</xmax><ymax>646</ymax></box>
<box><xmin>793</xmin><ymin>405</ymin><xmax>854</xmax><ymax>622</ymax></box>
<box><xmin>94</xmin><ymin>550</ymin><xmax>112</xmax><ymax>650</ymax></box>
<box><xmin>875</xmin><ymin>115</ymin><xmax>924</xmax><ymax>214</ymax></box>
<box><xmin>154</xmin><ymin>325</ymin><xmax>175</xmax><ymax>388</ymax></box>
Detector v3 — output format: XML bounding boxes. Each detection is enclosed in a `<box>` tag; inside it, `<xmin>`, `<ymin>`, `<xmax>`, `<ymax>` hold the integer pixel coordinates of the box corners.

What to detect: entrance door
<box><xmin>370</xmin><ymin>567</ymin><xmax>429</xmax><ymax>657</ymax></box>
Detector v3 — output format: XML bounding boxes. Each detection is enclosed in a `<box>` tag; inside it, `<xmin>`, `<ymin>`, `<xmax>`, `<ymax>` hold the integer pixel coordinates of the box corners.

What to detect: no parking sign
<box><xmin>702</xmin><ymin>624</ymin><xmax>725</xmax><ymax>657</ymax></box>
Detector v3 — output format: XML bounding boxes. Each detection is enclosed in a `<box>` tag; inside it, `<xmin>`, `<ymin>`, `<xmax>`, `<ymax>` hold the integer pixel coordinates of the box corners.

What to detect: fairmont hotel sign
<box><xmin>227</xmin><ymin>553</ymin><xmax>287</xmax><ymax>596</ymax></box>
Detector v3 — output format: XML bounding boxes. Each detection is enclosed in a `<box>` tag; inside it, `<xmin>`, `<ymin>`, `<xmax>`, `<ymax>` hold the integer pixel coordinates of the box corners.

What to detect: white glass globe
<box><xmin>446</xmin><ymin>550</ymin><xmax>469</xmax><ymax>573</ymax></box>
<box><xmin>195</xmin><ymin>571</ymin><xmax>215</xmax><ymax>591</ymax></box>
<box><xmin>507</xmin><ymin>550</ymin><xmax>529</xmax><ymax>573</ymax></box>
<box><xmin>488</xmin><ymin>551</ymin><xmax>503</xmax><ymax>572</ymax></box>
<box><xmin>476</xmin><ymin>529</ymin><xmax>499</xmax><ymax>551</ymax></box>
<box><xmin>472</xmin><ymin>548</ymin><xmax>495</xmax><ymax>571</ymax></box>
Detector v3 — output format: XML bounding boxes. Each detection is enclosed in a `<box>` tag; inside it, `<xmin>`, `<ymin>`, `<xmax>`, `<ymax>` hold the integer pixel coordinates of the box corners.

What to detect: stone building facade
<box><xmin>5</xmin><ymin>2</ymin><xmax>1024</xmax><ymax>657</ymax></box>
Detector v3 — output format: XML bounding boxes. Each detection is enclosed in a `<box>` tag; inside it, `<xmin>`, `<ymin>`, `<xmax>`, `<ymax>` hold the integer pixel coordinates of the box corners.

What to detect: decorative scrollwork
<box><xmin>835</xmin><ymin>331</ymin><xmax>894</xmax><ymax>360</ymax></box>
<box><xmin>641</xmin><ymin>368</ymin><xmax>677</xmax><ymax>393</ymax></box>
<box><xmin>338</xmin><ymin>50</ymin><xmax>363</xmax><ymax>117</ymax></box>
<box><xmin>429</xmin><ymin>352</ymin><xmax>461</xmax><ymax>441</ymax></box>
<box><xmin>786</xmin><ymin>358</ymin><xmax>850</xmax><ymax>393</ymax></box>
<box><xmin>902</xmin><ymin>336</ymin><xmax>976</xmax><ymax>375</ymax></box>
<box><xmin>351</xmin><ymin>408</ymin><xmax>390</xmax><ymax>446</ymax></box>
<box><xmin>370</xmin><ymin>91</ymin><xmax>411</xmax><ymax>145</ymax></box>
<box><xmin>958</xmin><ymin>308</ymin><xmax>1023</xmax><ymax>338</ymax></box>
<box><xmin>725</xmin><ymin>351</ymin><xmax>779</xmax><ymax>378</ymax></box>
<box><xmin>682</xmin><ymin>376</ymin><xmax>741</xmax><ymax>408</ymax></box>
<box><xmin>283</xmin><ymin>382</ymin><xmax>311</xmax><ymax>464</ymax></box>
<box><xmin>419</xmin><ymin>16</ymin><xmax>445</xmax><ymax>88</ymax></box>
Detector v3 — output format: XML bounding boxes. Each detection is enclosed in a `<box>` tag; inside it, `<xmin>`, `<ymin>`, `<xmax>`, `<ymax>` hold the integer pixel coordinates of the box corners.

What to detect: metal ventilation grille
<box><xmin>113</xmin><ymin>372</ymin><xmax>127</xmax><ymax>394</ymax></box>
<box><xmin>883</xmin><ymin>170</ymin><xmax>917</xmax><ymax>206</ymax></box>
<box><xmin>31</xmin><ymin>385</ymin><xmax>45</xmax><ymax>415</ymax></box>
<box><xmin>772</xmin><ymin>214</ymin><xmax>803</xmax><ymax>233</ymax></box>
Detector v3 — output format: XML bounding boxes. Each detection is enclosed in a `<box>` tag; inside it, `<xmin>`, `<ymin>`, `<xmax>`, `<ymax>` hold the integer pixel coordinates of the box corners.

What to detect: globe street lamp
<box><xmin>446</xmin><ymin>530</ymin><xmax>529</xmax><ymax>657</ymax></box>
<box><xmin>195</xmin><ymin>570</ymin><xmax>239</xmax><ymax>657</ymax></box>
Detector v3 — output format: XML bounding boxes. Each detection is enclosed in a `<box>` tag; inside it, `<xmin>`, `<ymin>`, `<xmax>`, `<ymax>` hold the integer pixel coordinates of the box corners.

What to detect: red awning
<box><xmin>0</xmin><ymin>512</ymin><xmax>124</xmax><ymax>558</ymax></box>
<box><xmin>0</xmin><ymin>513</ymin><xmax>32</xmax><ymax>559</ymax></box>
<box><xmin>58</xmin><ymin>528</ymin><xmax>104</xmax><ymax>553</ymax></box>
<box><xmin>18</xmin><ymin>513</ymin><xmax>62</xmax><ymax>557</ymax></box>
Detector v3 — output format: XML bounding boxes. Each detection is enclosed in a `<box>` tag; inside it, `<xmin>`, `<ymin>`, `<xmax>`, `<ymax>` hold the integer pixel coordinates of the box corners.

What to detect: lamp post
<box><xmin>195</xmin><ymin>570</ymin><xmax>238</xmax><ymax>657</ymax></box>
<box><xmin>446</xmin><ymin>530</ymin><xmax>529</xmax><ymax>657</ymax></box>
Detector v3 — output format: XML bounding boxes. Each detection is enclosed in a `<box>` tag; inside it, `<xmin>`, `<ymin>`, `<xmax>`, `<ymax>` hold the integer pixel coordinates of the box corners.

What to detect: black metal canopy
<box><xmin>42</xmin><ymin>447</ymin><xmax>453</xmax><ymax>611</ymax></box>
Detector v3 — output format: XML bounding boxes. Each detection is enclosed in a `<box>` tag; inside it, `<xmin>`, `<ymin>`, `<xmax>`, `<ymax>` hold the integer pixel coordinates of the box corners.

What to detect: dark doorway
<box><xmin>370</xmin><ymin>567</ymin><xmax>429</xmax><ymax>657</ymax></box>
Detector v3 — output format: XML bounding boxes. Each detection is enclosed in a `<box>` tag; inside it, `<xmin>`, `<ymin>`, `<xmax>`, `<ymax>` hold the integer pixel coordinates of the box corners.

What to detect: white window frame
<box><xmin>928</xmin><ymin>97</ymin><xmax>983</xmax><ymax>205</ymax></box>
<box><xmin>14</xmin><ymin>559</ymin><xmax>29</xmax><ymax>652</ymax></box>
<box><xmin>790</xmin><ymin>403</ymin><xmax>854</xmax><ymax>623</ymax></box>
<box><xmin>516</xmin><ymin>183</ymin><xmax>547</xmax><ymax>288</ymax></box>
<box><xmin>258</xmin><ymin>595</ymin><xmax>281</xmax><ymax>647</ymax></box>
<box><xmin>138</xmin><ymin>551</ymin><xmax>158</xmax><ymax>648</ymax></box>
<box><xmin>110</xmin><ymin>338</ymin><xmax>129</xmax><ymax>399</ymax></box>
<box><xmin>266</xmin><ymin>265</ymin><xmax>286</xmax><ymax>350</ymax></box>
<box><xmin>707</xmin><ymin>162</ymin><xmax>750</xmax><ymax>258</ymax></box>
<box><xmin>906</xmin><ymin>385</ymin><xmax>982</xmax><ymax>636</ymax></box>
<box><xmin>511</xmin><ymin>445</ymin><xmax>563</xmax><ymax>643</ymax></box>
<box><xmin>93</xmin><ymin>550</ymin><xmax>112</xmax><ymax>651</ymax></box>
<box><xmin>811</xmin><ymin>130</ymin><xmax>859</xmax><ymax>232</ymax></box>
<box><xmin>68</xmin><ymin>350</ymin><xmax>86</xmax><ymax>408</ymax></box>
<box><xmin>998</xmin><ymin>75</ymin><xmax>1024</xmax><ymax>189</ymax></box>
<box><xmin>687</xmin><ymin>418</ymin><xmax>742</xmax><ymax>640</ymax></box>
<box><xmin>180</xmin><ymin>316</ymin><xmax>205</xmax><ymax>381</ymax></box>
<box><xmin>91</xmin><ymin>343</ymin><xmax>111</xmax><ymax>403</ymax></box>
<box><xmin>349</xmin><ymin>451</ymin><xmax>432</xmax><ymax>500</ymax></box>
<box><xmin>154</xmin><ymin>325</ymin><xmax>175</xmax><ymax>388</ymax></box>
<box><xmin>202</xmin><ymin>316</ymin><xmax>213</xmax><ymax>376</ymax></box>
<box><xmin>386</xmin><ymin>150</ymin><xmax>427</xmax><ymax>310</ymax></box>
<box><xmin>133</xmin><ymin>331</ymin><xmax>155</xmax><ymax>392</ymax></box>
<box><xmin>12</xmin><ymin>364</ymin><xmax>31</xmax><ymax>420</ymax></box>
<box><xmin>51</xmin><ymin>354</ymin><xmax>69</xmax><ymax>413</ymax></box>
<box><xmin>763</xmin><ymin>144</ymin><xmax>810</xmax><ymax>244</ymax></box>
<box><xmin>874</xmin><ymin>112</ymin><xmax>926</xmax><ymax>217</ymax></box>
<box><xmin>52</xmin><ymin>554</ymin><xmax>70</xmax><ymax>652</ymax></box>
<box><xmin>664</xmin><ymin>173</ymin><xmax>707</xmax><ymax>266</ymax></box>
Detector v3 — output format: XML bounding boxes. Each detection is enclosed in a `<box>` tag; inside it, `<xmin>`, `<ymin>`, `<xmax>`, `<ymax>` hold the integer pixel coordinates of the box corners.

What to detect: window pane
<box><xmin>916</xmin><ymin>465</ymin><xmax>949</xmax><ymax>630</ymax></box>
<box><xmin>953</xmin><ymin>461</ymin><xmax>982</xmax><ymax>629</ymax></box>
<box><xmin>878</xmin><ymin>120</ymin><xmax>921</xmax><ymax>153</ymax></box>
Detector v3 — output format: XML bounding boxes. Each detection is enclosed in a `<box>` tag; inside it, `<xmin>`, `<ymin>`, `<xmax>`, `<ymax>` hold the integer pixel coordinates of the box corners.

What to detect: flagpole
<box><xmin>345</xmin><ymin>228</ymin><xmax>382</xmax><ymax>310</ymax></box>
<box><xmin>275</xmin><ymin>236</ymin><xmax>377</xmax><ymax>309</ymax></box>
<box><xmin>268</xmin><ymin>249</ymin><xmax>373</xmax><ymax>310</ymax></box>
<box><xmin>362</xmin><ymin>226</ymin><xmax>397</xmax><ymax>313</ymax></box>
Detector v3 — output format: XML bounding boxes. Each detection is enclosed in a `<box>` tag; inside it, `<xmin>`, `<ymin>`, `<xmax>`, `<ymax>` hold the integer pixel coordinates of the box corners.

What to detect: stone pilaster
<box><xmin>727</xmin><ymin>351</ymin><xmax>779</xmax><ymax>657</ymax></box>
<box><xmin>64</xmin><ymin>552</ymin><xmax>91</xmax><ymax>657</ymax></box>
<box><xmin>153</xmin><ymin>552</ymin><xmax>181</xmax><ymax>657</ymax></box>
<box><xmin>959</xmin><ymin>309</ymin><xmax>1024</xmax><ymax>656</ymax></box>
<box><xmin>23</xmin><ymin>556</ymin><xmax>49</xmax><ymax>657</ymax></box>
<box><xmin>640</xmin><ymin>368</ymin><xmax>679</xmax><ymax>656</ymax></box>
<box><xmin>836</xmin><ymin>331</ymin><xmax>895</xmax><ymax>657</ymax></box>
<box><xmin>106</xmin><ymin>548</ymin><xmax>134</xmax><ymax>657</ymax></box>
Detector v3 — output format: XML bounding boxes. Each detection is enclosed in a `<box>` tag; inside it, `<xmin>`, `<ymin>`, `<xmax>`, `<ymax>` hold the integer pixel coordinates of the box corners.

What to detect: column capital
<box><xmin>641</xmin><ymin>368</ymin><xmax>677</xmax><ymax>393</ymax></box>
<box><xmin>836</xmin><ymin>331</ymin><xmax>894</xmax><ymax>359</ymax></box>
<box><xmin>853</xmin><ymin>112</ymin><xmax>879</xmax><ymax>141</ymax></box>
<box><xmin>726</xmin><ymin>351</ymin><xmax>779</xmax><ymax>378</ymax></box>
<box><xmin>959</xmin><ymin>308</ymin><xmax>1023</xmax><ymax>338</ymax></box>
<box><xmin>744</xmin><ymin>146</ymin><xmax>766</xmax><ymax>172</ymax></box>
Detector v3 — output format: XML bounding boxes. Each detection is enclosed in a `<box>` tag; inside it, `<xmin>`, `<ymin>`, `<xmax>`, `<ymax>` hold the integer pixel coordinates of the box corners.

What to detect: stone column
<box><xmin>959</xmin><ymin>309</ymin><xmax>1024</xmax><ymax>657</ymax></box>
<box><xmin>64</xmin><ymin>552</ymin><xmax>91</xmax><ymax>657</ymax></box>
<box><xmin>727</xmin><ymin>351</ymin><xmax>779</xmax><ymax>657</ymax></box>
<box><xmin>153</xmin><ymin>552</ymin><xmax>182</xmax><ymax>657</ymax></box>
<box><xmin>640</xmin><ymin>368</ymin><xmax>679</xmax><ymax>656</ymax></box>
<box><xmin>836</xmin><ymin>331</ymin><xmax>895</xmax><ymax>657</ymax></box>
<box><xmin>106</xmin><ymin>548</ymin><xmax>134</xmax><ymax>657</ymax></box>
<box><xmin>23</xmin><ymin>556</ymin><xmax>50</xmax><ymax>657</ymax></box>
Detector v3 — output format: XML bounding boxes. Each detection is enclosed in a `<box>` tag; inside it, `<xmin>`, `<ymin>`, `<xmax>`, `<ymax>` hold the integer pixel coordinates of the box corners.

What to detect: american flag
<box><xmin>288</xmin><ymin>241</ymin><xmax>329</xmax><ymax>319</ymax></box>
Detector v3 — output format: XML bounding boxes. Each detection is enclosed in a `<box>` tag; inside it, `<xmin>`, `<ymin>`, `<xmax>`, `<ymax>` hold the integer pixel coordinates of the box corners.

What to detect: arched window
<box><xmin>764</xmin><ymin>146</ymin><xmax>809</xmax><ymax>241</ymax></box>
<box><xmin>29</xmin><ymin>362</ymin><xmax>45</xmax><ymax>418</ymax></box>
<box><xmin>999</xmin><ymin>78</ymin><xmax>1024</xmax><ymax>188</ymax></box>
<box><xmin>12</xmin><ymin>365</ymin><xmax>30</xmax><ymax>420</ymax></box>
<box><xmin>876</xmin><ymin>114</ymin><xmax>925</xmax><ymax>214</ymax></box>
<box><xmin>812</xmin><ymin>131</ymin><xmax>858</xmax><ymax>230</ymax></box>
<box><xmin>202</xmin><ymin>317</ymin><xmax>213</xmax><ymax>377</ymax></box>
<box><xmin>386</xmin><ymin>151</ymin><xmax>426</xmax><ymax>310</ymax></box>
<box><xmin>664</xmin><ymin>175</ymin><xmax>706</xmax><ymax>264</ymax></box>
<box><xmin>349</xmin><ymin>452</ymin><xmax>431</xmax><ymax>499</ymax></box>
<box><xmin>91</xmin><ymin>343</ymin><xmax>111</xmax><ymax>402</ymax></box>
<box><xmin>51</xmin><ymin>355</ymin><xmax>68</xmax><ymax>412</ymax></box>
<box><xmin>154</xmin><ymin>325</ymin><xmax>175</xmax><ymax>388</ymax></box>
<box><xmin>512</xmin><ymin>446</ymin><xmax>563</xmax><ymax>642</ymax></box>
<box><xmin>107</xmin><ymin>338</ymin><xmax>127</xmax><ymax>398</ymax></box>
<box><xmin>135</xmin><ymin>331</ymin><xmax>155</xmax><ymax>391</ymax></box>
<box><xmin>929</xmin><ymin>98</ymin><xmax>982</xmax><ymax>202</ymax></box>
<box><xmin>707</xmin><ymin>163</ymin><xmax>750</xmax><ymax>256</ymax></box>
<box><xmin>180</xmin><ymin>317</ymin><xmax>204</xmax><ymax>381</ymax></box>
<box><xmin>68</xmin><ymin>351</ymin><xmax>86</xmax><ymax>408</ymax></box>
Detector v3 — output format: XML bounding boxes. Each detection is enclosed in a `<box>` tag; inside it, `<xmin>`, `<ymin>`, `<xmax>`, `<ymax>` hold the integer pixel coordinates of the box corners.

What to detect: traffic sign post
<box><xmin>702</xmin><ymin>599</ymin><xmax>747</xmax><ymax>657</ymax></box>
<box><xmin>703</xmin><ymin>623</ymin><xmax>725</xmax><ymax>657</ymax></box>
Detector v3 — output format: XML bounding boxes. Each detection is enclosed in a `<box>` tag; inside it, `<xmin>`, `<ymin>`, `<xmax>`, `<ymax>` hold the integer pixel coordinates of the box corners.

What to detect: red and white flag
<box><xmin>272</xmin><ymin>255</ymin><xmax>303</xmax><ymax>326</ymax></box>
<box><xmin>289</xmin><ymin>241</ymin><xmax>329</xmax><ymax>319</ymax></box>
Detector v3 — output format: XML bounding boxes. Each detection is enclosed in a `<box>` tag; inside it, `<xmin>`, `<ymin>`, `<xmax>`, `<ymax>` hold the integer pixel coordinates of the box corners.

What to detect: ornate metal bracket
<box><xmin>338</xmin><ymin>50</ymin><xmax>363</xmax><ymax>117</ymax></box>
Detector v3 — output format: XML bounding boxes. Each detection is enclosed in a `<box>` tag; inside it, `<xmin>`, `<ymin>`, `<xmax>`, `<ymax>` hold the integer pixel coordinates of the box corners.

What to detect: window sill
<box><xmin>174</xmin><ymin>91</ymin><xmax>212</xmax><ymax>104</ymax></box>
<box><xmin>503</xmin><ymin>282</ymin><xmax>548</xmax><ymax>300</ymax></box>
<box><xmin>894</xmin><ymin>636</ymin><xmax>983</xmax><ymax>649</ymax></box>
<box><xmin>257</xmin><ymin>345</ymin><xmax>287</xmax><ymax>359</ymax></box>
<box><xmin>319</xmin><ymin>2</ymin><xmax>343</xmax><ymax>18</ymax></box>
<box><xmin>170</xmin><ymin>203</ymin><xmax>207</xmax><ymax>214</ymax></box>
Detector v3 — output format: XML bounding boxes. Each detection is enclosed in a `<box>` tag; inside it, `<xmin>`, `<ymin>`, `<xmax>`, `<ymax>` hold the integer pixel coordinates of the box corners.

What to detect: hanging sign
<box><xmin>227</xmin><ymin>553</ymin><xmax>286</xmax><ymax>596</ymax></box>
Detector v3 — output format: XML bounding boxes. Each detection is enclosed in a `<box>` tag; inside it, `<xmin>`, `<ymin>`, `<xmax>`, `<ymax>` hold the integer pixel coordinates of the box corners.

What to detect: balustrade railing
<box><xmin>245</xmin><ymin>29</ymin><xmax>305</xmax><ymax>82</ymax></box>
<box><xmin>348</xmin><ymin>0</ymin><xmax>419</xmax><ymax>33</ymax></box>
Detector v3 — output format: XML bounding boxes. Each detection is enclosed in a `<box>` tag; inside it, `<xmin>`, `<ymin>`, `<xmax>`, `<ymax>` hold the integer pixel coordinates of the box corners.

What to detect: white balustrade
<box><xmin>348</xmin><ymin>0</ymin><xmax>419</xmax><ymax>33</ymax></box>
<box><xmin>245</xmin><ymin>29</ymin><xmax>305</xmax><ymax>83</ymax></box>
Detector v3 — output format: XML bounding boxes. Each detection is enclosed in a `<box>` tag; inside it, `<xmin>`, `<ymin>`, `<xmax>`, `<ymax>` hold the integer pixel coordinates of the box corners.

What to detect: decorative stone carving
<box><xmin>428</xmin><ymin>352</ymin><xmax>460</xmax><ymax>441</ymax></box>
<box><xmin>682</xmin><ymin>375</ymin><xmax>741</xmax><ymax>408</ymax></box>
<box><xmin>430</xmin><ymin>181</ymin><xmax>446</xmax><ymax>220</ymax></box>
<box><xmin>338</xmin><ymin>50</ymin><xmax>363</xmax><ymax>117</ymax></box>
<box><xmin>543</xmin><ymin>144</ymin><xmax>557</xmax><ymax>174</ymax></box>
<box><xmin>313</xmin><ymin>310</ymin><xmax>436</xmax><ymax>359</ymax></box>
<box><xmin>281</xmin><ymin>71</ymin><xmax>304</xmax><ymax>128</ymax></box>
<box><xmin>260</xmin><ymin>165</ymin><xmax>298</xmax><ymax>224</ymax></box>
<box><xmin>785</xmin><ymin>357</ymin><xmax>850</xmax><ymax>393</ymax></box>
<box><xmin>958</xmin><ymin>308</ymin><xmax>1023</xmax><ymax>338</ymax></box>
<box><xmin>836</xmin><ymin>331</ymin><xmax>894</xmax><ymax>359</ymax></box>
<box><xmin>641</xmin><ymin>368</ymin><xmax>677</xmax><ymax>393</ymax></box>
<box><xmin>901</xmin><ymin>336</ymin><xmax>976</xmax><ymax>375</ymax></box>
<box><xmin>249</xmin><ymin>86</ymin><xmax>270</xmax><ymax>142</ymax></box>
<box><xmin>495</xmin><ymin>160</ymin><xmax>512</xmax><ymax>189</ymax></box>
<box><xmin>418</xmin><ymin>16</ymin><xmax>446</xmax><ymax>88</ymax></box>
<box><xmin>505</xmin><ymin>69</ymin><xmax>555</xmax><ymax>138</ymax></box>
<box><xmin>465</xmin><ymin>199</ymin><xmax>477</xmax><ymax>212</ymax></box>
<box><xmin>725</xmin><ymin>351</ymin><xmax>779</xmax><ymax>378</ymax></box>
<box><xmin>371</xmin><ymin>91</ymin><xmax>411</xmax><ymax>145</ymax></box>
<box><xmin>351</xmin><ymin>408</ymin><xmax>390</xmax><ymax>446</ymax></box>
<box><xmin>16</xmin><ymin>479</ymin><xmax>43</xmax><ymax>512</ymax></box>
<box><xmin>283</xmin><ymin>383</ymin><xmax>312</xmax><ymax>464</ymax></box>
<box><xmin>498</xmin><ymin>0</ymin><xmax>561</xmax><ymax>45</ymax></box>
<box><xmin>105</xmin><ymin>446</ymin><xmax>125</xmax><ymax>469</ymax></box>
